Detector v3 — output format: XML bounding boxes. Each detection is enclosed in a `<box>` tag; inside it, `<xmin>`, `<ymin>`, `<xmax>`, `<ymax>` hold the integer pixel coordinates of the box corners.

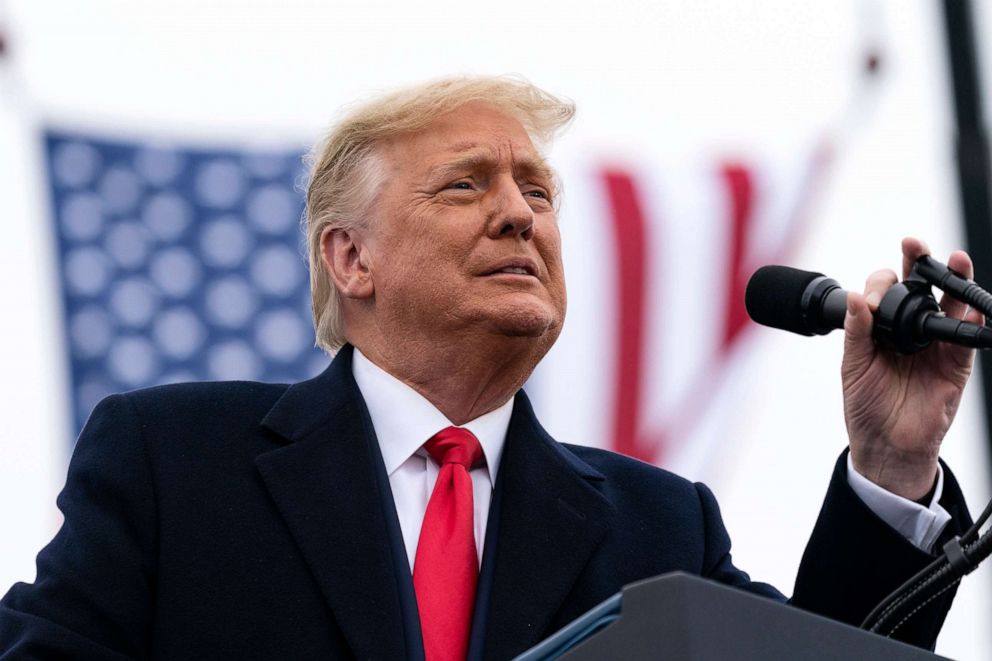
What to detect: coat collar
<box><xmin>256</xmin><ymin>345</ymin><xmax>412</xmax><ymax>660</ymax></box>
<box><xmin>256</xmin><ymin>345</ymin><xmax>613</xmax><ymax>660</ymax></box>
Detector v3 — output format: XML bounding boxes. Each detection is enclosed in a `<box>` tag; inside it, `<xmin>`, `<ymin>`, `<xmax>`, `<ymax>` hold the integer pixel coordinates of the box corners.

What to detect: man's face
<box><xmin>360</xmin><ymin>102</ymin><xmax>566</xmax><ymax>347</ymax></box>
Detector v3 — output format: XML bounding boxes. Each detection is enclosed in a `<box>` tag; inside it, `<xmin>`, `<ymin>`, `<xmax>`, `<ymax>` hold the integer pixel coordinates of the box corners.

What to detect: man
<box><xmin>0</xmin><ymin>76</ymin><xmax>978</xmax><ymax>659</ymax></box>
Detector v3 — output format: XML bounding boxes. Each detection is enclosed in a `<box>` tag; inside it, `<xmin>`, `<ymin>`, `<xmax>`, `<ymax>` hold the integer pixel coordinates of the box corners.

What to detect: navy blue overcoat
<box><xmin>0</xmin><ymin>346</ymin><xmax>970</xmax><ymax>659</ymax></box>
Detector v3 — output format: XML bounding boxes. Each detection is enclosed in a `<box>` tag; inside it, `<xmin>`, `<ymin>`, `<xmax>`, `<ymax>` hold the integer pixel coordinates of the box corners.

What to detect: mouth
<box><xmin>482</xmin><ymin>259</ymin><xmax>539</xmax><ymax>278</ymax></box>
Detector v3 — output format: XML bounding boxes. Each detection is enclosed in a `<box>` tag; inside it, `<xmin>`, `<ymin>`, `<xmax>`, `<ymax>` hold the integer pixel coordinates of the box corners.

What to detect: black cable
<box><xmin>878</xmin><ymin>530</ymin><xmax>992</xmax><ymax>636</ymax></box>
<box><xmin>962</xmin><ymin>496</ymin><xmax>992</xmax><ymax>544</ymax></box>
<box><xmin>913</xmin><ymin>255</ymin><xmax>992</xmax><ymax>319</ymax></box>
<box><xmin>863</xmin><ymin>527</ymin><xmax>992</xmax><ymax>635</ymax></box>
<box><xmin>861</xmin><ymin>551</ymin><xmax>949</xmax><ymax>631</ymax></box>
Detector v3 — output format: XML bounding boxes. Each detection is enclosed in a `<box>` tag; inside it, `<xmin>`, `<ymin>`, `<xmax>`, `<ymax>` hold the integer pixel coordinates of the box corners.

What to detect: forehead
<box><xmin>380</xmin><ymin>103</ymin><xmax>549</xmax><ymax>175</ymax></box>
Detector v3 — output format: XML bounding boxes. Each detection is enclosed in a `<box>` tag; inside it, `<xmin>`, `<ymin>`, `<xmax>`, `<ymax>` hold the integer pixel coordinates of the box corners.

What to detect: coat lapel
<box><xmin>255</xmin><ymin>346</ymin><xmax>410</xmax><ymax>660</ymax></box>
<box><xmin>253</xmin><ymin>348</ymin><xmax>613</xmax><ymax>660</ymax></box>
<box><xmin>483</xmin><ymin>393</ymin><xmax>614</xmax><ymax>660</ymax></box>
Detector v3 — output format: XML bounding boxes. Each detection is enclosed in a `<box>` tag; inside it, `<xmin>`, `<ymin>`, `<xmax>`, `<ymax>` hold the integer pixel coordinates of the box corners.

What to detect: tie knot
<box><xmin>424</xmin><ymin>427</ymin><xmax>484</xmax><ymax>470</ymax></box>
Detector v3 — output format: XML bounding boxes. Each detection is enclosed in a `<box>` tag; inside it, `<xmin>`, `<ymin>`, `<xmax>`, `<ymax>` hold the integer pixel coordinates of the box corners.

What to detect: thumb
<box><xmin>843</xmin><ymin>291</ymin><xmax>875</xmax><ymax>375</ymax></box>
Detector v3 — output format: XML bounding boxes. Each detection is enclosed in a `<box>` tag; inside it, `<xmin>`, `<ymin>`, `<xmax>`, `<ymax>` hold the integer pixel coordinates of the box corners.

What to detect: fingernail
<box><xmin>866</xmin><ymin>292</ymin><xmax>882</xmax><ymax>308</ymax></box>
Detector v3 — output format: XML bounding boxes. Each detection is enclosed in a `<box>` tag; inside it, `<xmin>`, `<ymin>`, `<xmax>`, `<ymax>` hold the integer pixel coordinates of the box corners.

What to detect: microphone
<box><xmin>745</xmin><ymin>265</ymin><xmax>992</xmax><ymax>354</ymax></box>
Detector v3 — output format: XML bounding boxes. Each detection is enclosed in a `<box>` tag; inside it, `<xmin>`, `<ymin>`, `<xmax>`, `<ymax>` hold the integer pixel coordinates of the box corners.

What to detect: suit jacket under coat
<box><xmin>0</xmin><ymin>345</ymin><xmax>972</xmax><ymax>659</ymax></box>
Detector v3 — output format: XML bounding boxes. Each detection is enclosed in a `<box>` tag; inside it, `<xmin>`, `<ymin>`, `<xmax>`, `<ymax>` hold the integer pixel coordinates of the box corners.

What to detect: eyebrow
<box><xmin>427</xmin><ymin>144</ymin><xmax>556</xmax><ymax>185</ymax></box>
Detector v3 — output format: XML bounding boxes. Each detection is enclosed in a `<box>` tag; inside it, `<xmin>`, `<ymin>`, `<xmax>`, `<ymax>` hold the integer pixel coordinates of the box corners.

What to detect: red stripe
<box><xmin>601</xmin><ymin>169</ymin><xmax>653</xmax><ymax>462</ymax></box>
<box><xmin>719</xmin><ymin>163</ymin><xmax>755</xmax><ymax>349</ymax></box>
<box><xmin>591</xmin><ymin>143</ymin><xmax>831</xmax><ymax>468</ymax></box>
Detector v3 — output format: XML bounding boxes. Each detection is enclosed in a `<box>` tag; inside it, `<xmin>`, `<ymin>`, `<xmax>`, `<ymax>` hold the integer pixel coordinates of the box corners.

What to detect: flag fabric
<box><xmin>44</xmin><ymin>125</ymin><xmax>823</xmax><ymax>458</ymax></box>
<box><xmin>519</xmin><ymin>139</ymin><xmax>832</xmax><ymax>483</ymax></box>
<box><xmin>43</xmin><ymin>128</ymin><xmax>822</xmax><ymax>470</ymax></box>
<box><xmin>44</xmin><ymin>131</ymin><xmax>328</xmax><ymax>434</ymax></box>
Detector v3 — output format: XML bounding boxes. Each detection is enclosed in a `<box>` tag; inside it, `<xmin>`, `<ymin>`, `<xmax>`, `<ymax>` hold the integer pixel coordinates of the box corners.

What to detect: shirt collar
<box><xmin>351</xmin><ymin>348</ymin><xmax>510</xmax><ymax>486</ymax></box>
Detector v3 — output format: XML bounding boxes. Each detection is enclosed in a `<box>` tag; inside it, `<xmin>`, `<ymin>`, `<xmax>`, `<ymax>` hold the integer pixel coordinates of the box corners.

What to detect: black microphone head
<box><xmin>745</xmin><ymin>265</ymin><xmax>826</xmax><ymax>335</ymax></box>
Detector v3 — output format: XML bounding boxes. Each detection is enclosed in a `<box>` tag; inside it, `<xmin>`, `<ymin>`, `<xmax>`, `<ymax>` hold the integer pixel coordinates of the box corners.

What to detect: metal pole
<box><xmin>941</xmin><ymin>0</ymin><xmax>992</xmax><ymax>480</ymax></box>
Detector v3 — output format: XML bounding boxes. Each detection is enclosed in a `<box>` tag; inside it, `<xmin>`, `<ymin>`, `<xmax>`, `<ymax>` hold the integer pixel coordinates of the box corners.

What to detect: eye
<box><xmin>445</xmin><ymin>181</ymin><xmax>474</xmax><ymax>191</ymax></box>
<box><xmin>523</xmin><ymin>188</ymin><xmax>553</xmax><ymax>205</ymax></box>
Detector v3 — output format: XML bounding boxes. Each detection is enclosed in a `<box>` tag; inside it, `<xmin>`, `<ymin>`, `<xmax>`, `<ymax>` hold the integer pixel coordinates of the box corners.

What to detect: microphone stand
<box><xmin>869</xmin><ymin>257</ymin><xmax>992</xmax><ymax>354</ymax></box>
<box><xmin>861</xmin><ymin>256</ymin><xmax>992</xmax><ymax>637</ymax></box>
<box><xmin>862</xmin><ymin>516</ymin><xmax>992</xmax><ymax>638</ymax></box>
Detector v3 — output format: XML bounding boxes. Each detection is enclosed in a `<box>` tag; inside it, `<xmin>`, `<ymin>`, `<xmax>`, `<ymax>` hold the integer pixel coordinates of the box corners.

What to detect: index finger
<box><xmin>902</xmin><ymin>237</ymin><xmax>931</xmax><ymax>280</ymax></box>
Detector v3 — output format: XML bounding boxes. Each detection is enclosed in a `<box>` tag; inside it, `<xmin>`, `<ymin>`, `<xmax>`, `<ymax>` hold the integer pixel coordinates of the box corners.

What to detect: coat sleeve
<box><xmin>695</xmin><ymin>450</ymin><xmax>971</xmax><ymax>651</ymax></box>
<box><xmin>0</xmin><ymin>394</ymin><xmax>157</xmax><ymax>660</ymax></box>
<box><xmin>790</xmin><ymin>450</ymin><xmax>971</xmax><ymax>650</ymax></box>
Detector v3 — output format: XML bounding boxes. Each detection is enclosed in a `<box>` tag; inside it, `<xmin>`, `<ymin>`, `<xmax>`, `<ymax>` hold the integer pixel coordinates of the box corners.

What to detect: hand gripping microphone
<box><xmin>745</xmin><ymin>257</ymin><xmax>992</xmax><ymax>639</ymax></box>
<box><xmin>744</xmin><ymin>264</ymin><xmax>992</xmax><ymax>354</ymax></box>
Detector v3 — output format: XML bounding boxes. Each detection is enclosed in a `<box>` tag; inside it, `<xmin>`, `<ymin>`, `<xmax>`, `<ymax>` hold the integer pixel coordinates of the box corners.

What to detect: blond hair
<box><xmin>304</xmin><ymin>75</ymin><xmax>575</xmax><ymax>353</ymax></box>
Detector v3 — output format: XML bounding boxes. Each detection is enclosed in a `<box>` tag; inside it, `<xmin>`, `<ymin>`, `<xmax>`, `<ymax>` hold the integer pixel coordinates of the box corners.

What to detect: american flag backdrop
<box><xmin>42</xmin><ymin>127</ymin><xmax>824</xmax><ymax>462</ymax></box>
<box><xmin>44</xmin><ymin>132</ymin><xmax>327</xmax><ymax>434</ymax></box>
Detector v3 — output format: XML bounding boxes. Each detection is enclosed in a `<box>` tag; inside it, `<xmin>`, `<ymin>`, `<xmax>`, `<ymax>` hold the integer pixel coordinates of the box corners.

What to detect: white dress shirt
<box><xmin>846</xmin><ymin>453</ymin><xmax>951</xmax><ymax>552</ymax></box>
<box><xmin>352</xmin><ymin>349</ymin><xmax>512</xmax><ymax>571</ymax></box>
<box><xmin>351</xmin><ymin>348</ymin><xmax>951</xmax><ymax>574</ymax></box>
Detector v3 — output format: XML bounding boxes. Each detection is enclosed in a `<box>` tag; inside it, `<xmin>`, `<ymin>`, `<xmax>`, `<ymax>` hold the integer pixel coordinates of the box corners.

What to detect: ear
<box><xmin>320</xmin><ymin>226</ymin><xmax>374</xmax><ymax>300</ymax></box>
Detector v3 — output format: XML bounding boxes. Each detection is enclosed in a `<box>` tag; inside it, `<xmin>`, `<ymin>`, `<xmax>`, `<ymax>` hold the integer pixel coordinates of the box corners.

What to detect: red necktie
<box><xmin>413</xmin><ymin>427</ymin><xmax>485</xmax><ymax>661</ymax></box>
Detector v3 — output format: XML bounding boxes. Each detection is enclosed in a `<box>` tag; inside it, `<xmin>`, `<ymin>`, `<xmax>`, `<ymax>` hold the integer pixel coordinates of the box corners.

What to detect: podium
<box><xmin>515</xmin><ymin>573</ymin><xmax>948</xmax><ymax>660</ymax></box>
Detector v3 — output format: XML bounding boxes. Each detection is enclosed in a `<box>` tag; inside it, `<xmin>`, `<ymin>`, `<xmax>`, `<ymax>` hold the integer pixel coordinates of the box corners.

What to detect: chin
<box><xmin>486</xmin><ymin>303</ymin><xmax>563</xmax><ymax>340</ymax></box>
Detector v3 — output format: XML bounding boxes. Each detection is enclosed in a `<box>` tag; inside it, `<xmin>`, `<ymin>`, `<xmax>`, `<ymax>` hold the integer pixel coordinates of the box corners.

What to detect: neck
<box><xmin>352</xmin><ymin>331</ymin><xmax>548</xmax><ymax>425</ymax></box>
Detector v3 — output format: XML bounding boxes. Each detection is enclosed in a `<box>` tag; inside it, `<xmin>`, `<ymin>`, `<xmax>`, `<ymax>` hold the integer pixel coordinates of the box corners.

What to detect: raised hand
<box><xmin>842</xmin><ymin>237</ymin><xmax>983</xmax><ymax>500</ymax></box>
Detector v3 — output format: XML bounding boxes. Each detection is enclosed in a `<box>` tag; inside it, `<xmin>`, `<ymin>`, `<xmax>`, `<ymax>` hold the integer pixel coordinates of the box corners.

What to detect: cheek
<box><xmin>538</xmin><ymin>226</ymin><xmax>565</xmax><ymax>276</ymax></box>
<box><xmin>400</xmin><ymin>207</ymin><xmax>476</xmax><ymax>254</ymax></box>
<box><xmin>375</xmin><ymin>228</ymin><xmax>473</xmax><ymax>295</ymax></box>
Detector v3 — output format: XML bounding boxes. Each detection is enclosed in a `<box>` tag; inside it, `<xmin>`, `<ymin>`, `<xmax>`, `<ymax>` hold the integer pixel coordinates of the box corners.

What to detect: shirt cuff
<box><xmin>846</xmin><ymin>454</ymin><xmax>952</xmax><ymax>553</ymax></box>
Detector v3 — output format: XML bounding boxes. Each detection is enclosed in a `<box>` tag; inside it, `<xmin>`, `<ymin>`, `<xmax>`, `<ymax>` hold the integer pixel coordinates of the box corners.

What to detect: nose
<box><xmin>485</xmin><ymin>177</ymin><xmax>535</xmax><ymax>240</ymax></box>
